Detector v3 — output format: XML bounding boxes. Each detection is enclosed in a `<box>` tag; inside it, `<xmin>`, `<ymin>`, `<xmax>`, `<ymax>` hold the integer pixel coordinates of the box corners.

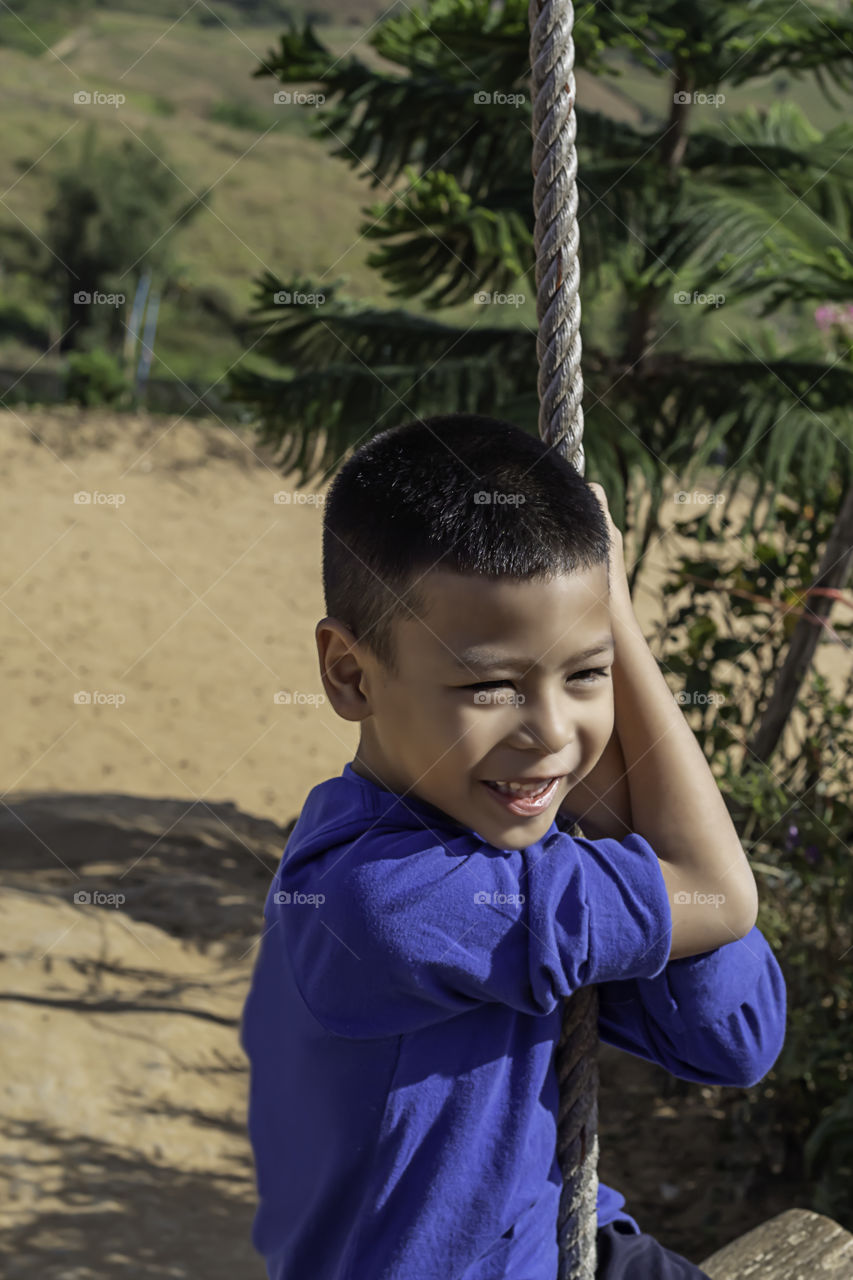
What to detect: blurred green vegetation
<box><xmin>651</xmin><ymin>492</ymin><xmax>853</xmax><ymax>1231</ymax></box>
<box><xmin>0</xmin><ymin>2</ymin><xmax>850</xmax><ymax>410</ymax></box>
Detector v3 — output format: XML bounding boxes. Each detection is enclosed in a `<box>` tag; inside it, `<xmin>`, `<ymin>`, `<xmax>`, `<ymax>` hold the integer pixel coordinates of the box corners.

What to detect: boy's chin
<box><xmin>478</xmin><ymin>809</ymin><xmax>559</xmax><ymax>847</ymax></box>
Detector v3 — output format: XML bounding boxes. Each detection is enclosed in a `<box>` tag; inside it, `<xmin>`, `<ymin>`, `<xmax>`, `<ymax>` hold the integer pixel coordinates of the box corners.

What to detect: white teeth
<box><xmin>490</xmin><ymin>778</ymin><xmax>554</xmax><ymax>796</ymax></box>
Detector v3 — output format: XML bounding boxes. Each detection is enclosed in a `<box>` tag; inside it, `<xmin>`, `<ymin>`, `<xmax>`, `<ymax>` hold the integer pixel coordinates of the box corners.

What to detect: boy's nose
<box><xmin>509</xmin><ymin>696</ymin><xmax>576</xmax><ymax>756</ymax></box>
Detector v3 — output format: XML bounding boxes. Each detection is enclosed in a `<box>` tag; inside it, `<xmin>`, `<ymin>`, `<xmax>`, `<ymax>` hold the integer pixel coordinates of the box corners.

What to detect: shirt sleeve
<box><xmin>280</xmin><ymin>826</ymin><xmax>674</xmax><ymax>1038</ymax></box>
<box><xmin>596</xmin><ymin>924</ymin><xmax>787</xmax><ymax>1087</ymax></box>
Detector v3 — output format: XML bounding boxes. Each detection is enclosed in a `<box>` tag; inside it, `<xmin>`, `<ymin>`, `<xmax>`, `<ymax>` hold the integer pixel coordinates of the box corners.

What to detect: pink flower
<box><xmin>815</xmin><ymin>304</ymin><xmax>838</xmax><ymax>330</ymax></box>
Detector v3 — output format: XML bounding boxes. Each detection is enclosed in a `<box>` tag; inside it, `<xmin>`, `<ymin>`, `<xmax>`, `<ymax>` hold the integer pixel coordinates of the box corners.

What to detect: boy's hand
<box><xmin>580</xmin><ymin>485</ymin><xmax>759</xmax><ymax>953</ymax></box>
<box><xmin>585</xmin><ymin>482</ymin><xmax>632</xmax><ymax>614</ymax></box>
<box><xmin>555</xmin><ymin>482</ymin><xmax>636</xmax><ymax>840</ymax></box>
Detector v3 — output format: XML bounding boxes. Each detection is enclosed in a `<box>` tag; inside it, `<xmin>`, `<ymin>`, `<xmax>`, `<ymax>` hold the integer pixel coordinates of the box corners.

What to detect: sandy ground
<box><xmin>1</xmin><ymin>405</ymin><xmax>845</xmax><ymax>1277</ymax></box>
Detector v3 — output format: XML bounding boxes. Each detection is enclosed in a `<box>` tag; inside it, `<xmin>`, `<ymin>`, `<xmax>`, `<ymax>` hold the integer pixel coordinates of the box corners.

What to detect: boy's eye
<box><xmin>460</xmin><ymin>669</ymin><xmax>610</xmax><ymax>691</ymax></box>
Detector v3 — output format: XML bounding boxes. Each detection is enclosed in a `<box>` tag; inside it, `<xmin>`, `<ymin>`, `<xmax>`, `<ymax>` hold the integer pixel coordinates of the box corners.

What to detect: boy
<box><xmin>240</xmin><ymin>412</ymin><xmax>786</xmax><ymax>1280</ymax></box>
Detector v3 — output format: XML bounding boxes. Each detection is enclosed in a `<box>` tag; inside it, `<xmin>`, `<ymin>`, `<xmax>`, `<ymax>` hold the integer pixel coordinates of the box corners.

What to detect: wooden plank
<box><xmin>700</xmin><ymin>1208</ymin><xmax>853</xmax><ymax>1278</ymax></box>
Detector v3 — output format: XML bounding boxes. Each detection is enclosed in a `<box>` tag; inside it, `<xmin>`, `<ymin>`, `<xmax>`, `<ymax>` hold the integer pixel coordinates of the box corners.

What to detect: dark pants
<box><xmin>596</xmin><ymin>1220</ymin><xmax>714</xmax><ymax>1279</ymax></box>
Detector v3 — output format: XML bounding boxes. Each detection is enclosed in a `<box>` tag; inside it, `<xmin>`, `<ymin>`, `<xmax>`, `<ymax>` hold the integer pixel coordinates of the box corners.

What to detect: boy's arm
<box><xmin>595</xmin><ymin>924</ymin><xmax>787</xmax><ymax>1088</ymax></box>
<box><xmin>558</xmin><ymin>723</ymin><xmax>632</xmax><ymax>843</ymax></box>
<box><xmin>562</xmin><ymin>485</ymin><xmax>758</xmax><ymax>961</ymax></box>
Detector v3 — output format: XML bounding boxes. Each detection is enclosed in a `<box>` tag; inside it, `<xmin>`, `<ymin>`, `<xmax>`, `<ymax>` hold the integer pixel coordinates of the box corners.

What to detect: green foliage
<box><xmin>0</xmin><ymin>298</ymin><xmax>53</xmax><ymax>349</ymax></box>
<box><xmin>0</xmin><ymin>0</ymin><xmax>297</xmax><ymax>54</ymax></box>
<box><xmin>597</xmin><ymin>0</ymin><xmax>853</xmax><ymax>96</ymax></box>
<box><xmin>196</xmin><ymin>0</ymin><xmax>299</xmax><ymax>23</ymax></box>
<box><xmin>19</xmin><ymin>123</ymin><xmax>212</xmax><ymax>353</ymax></box>
<box><xmin>209</xmin><ymin>97</ymin><xmax>278</xmax><ymax>132</ymax></box>
<box><xmin>228</xmin><ymin>270</ymin><xmax>535</xmax><ymax>478</ymax></box>
<box><xmin>150</xmin><ymin>95</ymin><xmax>177</xmax><ymax>118</ymax></box>
<box><xmin>230</xmin><ymin>0</ymin><xmax>853</xmax><ymax>543</ymax></box>
<box><xmin>360</xmin><ymin>166</ymin><xmax>532</xmax><ymax>308</ymax></box>
<box><xmin>228</xmin><ymin>7</ymin><xmax>853</xmax><ymax>1216</ymax></box>
<box><xmin>805</xmin><ymin>1087</ymin><xmax>853</xmax><ymax>1224</ymax></box>
<box><xmin>653</xmin><ymin>497</ymin><xmax>853</xmax><ymax>1226</ymax></box>
<box><xmin>65</xmin><ymin>347</ymin><xmax>131</xmax><ymax>407</ymax></box>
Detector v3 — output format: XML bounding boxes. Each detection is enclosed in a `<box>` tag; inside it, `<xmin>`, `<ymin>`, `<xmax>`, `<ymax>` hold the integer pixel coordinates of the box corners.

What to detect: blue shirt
<box><xmin>240</xmin><ymin>763</ymin><xmax>786</xmax><ymax>1280</ymax></box>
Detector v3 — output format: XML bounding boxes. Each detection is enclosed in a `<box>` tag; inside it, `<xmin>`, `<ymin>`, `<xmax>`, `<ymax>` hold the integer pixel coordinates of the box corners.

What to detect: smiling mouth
<box><xmin>482</xmin><ymin>776</ymin><xmax>566</xmax><ymax>796</ymax></box>
<box><xmin>479</xmin><ymin>777</ymin><xmax>565</xmax><ymax>814</ymax></box>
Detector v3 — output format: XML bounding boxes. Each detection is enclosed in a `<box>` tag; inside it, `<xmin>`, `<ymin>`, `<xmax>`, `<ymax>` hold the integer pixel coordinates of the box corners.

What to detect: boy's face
<box><xmin>320</xmin><ymin>565</ymin><xmax>615</xmax><ymax>851</ymax></box>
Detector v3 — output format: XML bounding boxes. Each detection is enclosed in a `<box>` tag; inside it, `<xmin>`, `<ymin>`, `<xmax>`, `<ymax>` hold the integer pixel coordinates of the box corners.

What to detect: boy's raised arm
<box><xmin>558</xmin><ymin>723</ymin><xmax>633</xmax><ymax>842</ymax></box>
<box><xmin>564</xmin><ymin>485</ymin><xmax>758</xmax><ymax>961</ymax></box>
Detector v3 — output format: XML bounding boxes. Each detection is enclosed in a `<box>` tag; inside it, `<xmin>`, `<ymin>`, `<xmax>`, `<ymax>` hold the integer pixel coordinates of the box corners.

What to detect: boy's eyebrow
<box><xmin>448</xmin><ymin>637</ymin><xmax>615</xmax><ymax>673</ymax></box>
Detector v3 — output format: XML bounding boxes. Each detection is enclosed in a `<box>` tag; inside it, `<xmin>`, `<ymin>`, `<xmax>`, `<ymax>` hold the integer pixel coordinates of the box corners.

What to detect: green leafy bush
<box><xmin>65</xmin><ymin>349</ymin><xmax>131</xmax><ymax>408</ymax></box>
<box><xmin>209</xmin><ymin>98</ymin><xmax>277</xmax><ymax>132</ymax></box>
<box><xmin>654</xmin><ymin>498</ymin><xmax>853</xmax><ymax>1228</ymax></box>
<box><xmin>804</xmin><ymin>1086</ymin><xmax>853</xmax><ymax>1223</ymax></box>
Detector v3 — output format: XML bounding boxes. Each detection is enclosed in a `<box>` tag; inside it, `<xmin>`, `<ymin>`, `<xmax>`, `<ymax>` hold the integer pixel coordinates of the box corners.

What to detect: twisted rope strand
<box><xmin>529</xmin><ymin>0</ymin><xmax>585</xmax><ymax>477</ymax></box>
<box><xmin>528</xmin><ymin>0</ymin><xmax>598</xmax><ymax>1275</ymax></box>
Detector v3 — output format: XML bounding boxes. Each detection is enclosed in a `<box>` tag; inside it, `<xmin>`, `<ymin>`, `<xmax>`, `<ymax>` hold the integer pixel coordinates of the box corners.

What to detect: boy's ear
<box><xmin>315</xmin><ymin>617</ymin><xmax>372</xmax><ymax>722</ymax></box>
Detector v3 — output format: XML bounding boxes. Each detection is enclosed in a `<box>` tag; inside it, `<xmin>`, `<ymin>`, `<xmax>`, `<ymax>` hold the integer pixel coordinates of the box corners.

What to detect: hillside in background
<box><xmin>0</xmin><ymin>1</ymin><xmax>847</xmax><ymax>399</ymax></box>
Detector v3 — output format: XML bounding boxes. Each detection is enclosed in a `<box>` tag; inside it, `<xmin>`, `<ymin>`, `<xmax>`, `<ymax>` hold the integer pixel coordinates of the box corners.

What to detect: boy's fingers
<box><xmin>586</xmin><ymin>481</ymin><xmax>612</xmax><ymax>521</ymax></box>
<box><xmin>586</xmin><ymin>482</ymin><xmax>624</xmax><ymax>551</ymax></box>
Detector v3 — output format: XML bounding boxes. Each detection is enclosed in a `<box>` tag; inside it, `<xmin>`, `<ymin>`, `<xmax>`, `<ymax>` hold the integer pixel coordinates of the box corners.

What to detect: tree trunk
<box><xmin>622</xmin><ymin>283</ymin><xmax>660</xmax><ymax>368</ymax></box>
<box><xmin>621</xmin><ymin>66</ymin><xmax>691</xmax><ymax>368</ymax></box>
<box><xmin>658</xmin><ymin>65</ymin><xmax>693</xmax><ymax>172</ymax></box>
<box><xmin>748</xmin><ymin>477</ymin><xmax>853</xmax><ymax>764</ymax></box>
<box><xmin>60</xmin><ymin>283</ymin><xmax>96</xmax><ymax>353</ymax></box>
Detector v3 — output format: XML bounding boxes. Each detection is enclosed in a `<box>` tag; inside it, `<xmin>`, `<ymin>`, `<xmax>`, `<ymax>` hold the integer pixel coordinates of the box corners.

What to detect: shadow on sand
<box><xmin>1</xmin><ymin>791</ymin><xmax>296</xmax><ymax>1279</ymax></box>
<box><xmin>1</xmin><ymin>791</ymin><xmax>295</xmax><ymax>962</ymax></box>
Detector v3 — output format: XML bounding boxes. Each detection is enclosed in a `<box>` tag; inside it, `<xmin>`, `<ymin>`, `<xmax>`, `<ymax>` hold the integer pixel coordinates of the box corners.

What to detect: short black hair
<box><xmin>321</xmin><ymin>412</ymin><xmax>611</xmax><ymax>674</ymax></box>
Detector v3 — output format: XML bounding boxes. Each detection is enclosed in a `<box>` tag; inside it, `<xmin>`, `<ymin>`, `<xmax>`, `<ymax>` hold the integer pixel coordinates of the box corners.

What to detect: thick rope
<box><xmin>554</xmin><ymin>972</ymin><xmax>599</xmax><ymax>1278</ymax></box>
<box><xmin>529</xmin><ymin>0</ymin><xmax>585</xmax><ymax>477</ymax></box>
<box><xmin>528</xmin><ymin>1</ymin><xmax>599</xmax><ymax>1277</ymax></box>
